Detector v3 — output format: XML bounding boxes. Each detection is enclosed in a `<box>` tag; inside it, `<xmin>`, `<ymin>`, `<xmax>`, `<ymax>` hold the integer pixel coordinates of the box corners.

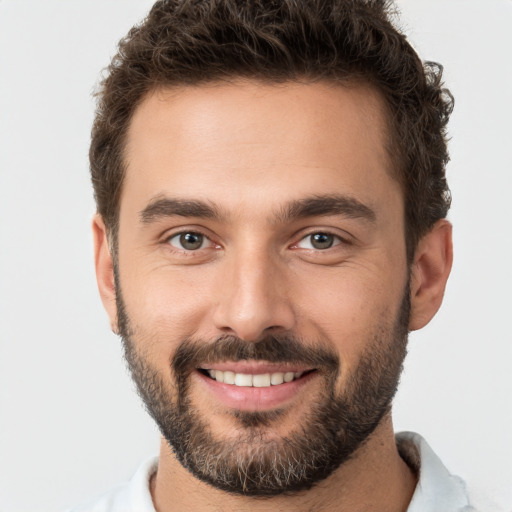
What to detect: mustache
<box><xmin>172</xmin><ymin>334</ymin><xmax>340</xmax><ymax>376</ymax></box>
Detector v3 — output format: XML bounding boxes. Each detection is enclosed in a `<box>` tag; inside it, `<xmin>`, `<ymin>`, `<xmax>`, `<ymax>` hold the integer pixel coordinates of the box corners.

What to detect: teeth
<box><xmin>284</xmin><ymin>372</ymin><xmax>295</xmax><ymax>383</ymax></box>
<box><xmin>252</xmin><ymin>374</ymin><xmax>271</xmax><ymax>387</ymax></box>
<box><xmin>223</xmin><ymin>370</ymin><xmax>235</xmax><ymax>385</ymax></box>
<box><xmin>234</xmin><ymin>373</ymin><xmax>253</xmax><ymax>386</ymax></box>
<box><xmin>204</xmin><ymin>369</ymin><xmax>306</xmax><ymax>387</ymax></box>
<box><xmin>270</xmin><ymin>372</ymin><xmax>284</xmax><ymax>385</ymax></box>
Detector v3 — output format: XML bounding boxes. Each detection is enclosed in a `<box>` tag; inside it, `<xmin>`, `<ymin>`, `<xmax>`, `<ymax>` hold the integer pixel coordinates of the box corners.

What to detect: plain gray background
<box><xmin>0</xmin><ymin>1</ymin><xmax>511</xmax><ymax>511</ymax></box>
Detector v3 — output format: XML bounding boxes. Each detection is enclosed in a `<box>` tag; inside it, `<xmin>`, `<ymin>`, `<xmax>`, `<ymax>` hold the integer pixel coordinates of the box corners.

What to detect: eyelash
<box><xmin>301</xmin><ymin>231</ymin><xmax>348</xmax><ymax>248</ymax></box>
<box><xmin>163</xmin><ymin>229</ymin><xmax>350</xmax><ymax>253</ymax></box>
<box><xmin>165</xmin><ymin>230</ymin><xmax>216</xmax><ymax>252</ymax></box>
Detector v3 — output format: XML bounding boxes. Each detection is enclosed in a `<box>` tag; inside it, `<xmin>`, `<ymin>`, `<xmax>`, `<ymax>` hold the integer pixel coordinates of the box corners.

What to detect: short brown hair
<box><xmin>90</xmin><ymin>0</ymin><xmax>453</xmax><ymax>260</ymax></box>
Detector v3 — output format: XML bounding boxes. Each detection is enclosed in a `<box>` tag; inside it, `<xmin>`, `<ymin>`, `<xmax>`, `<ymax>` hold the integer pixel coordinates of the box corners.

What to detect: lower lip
<box><xmin>195</xmin><ymin>370</ymin><xmax>318</xmax><ymax>411</ymax></box>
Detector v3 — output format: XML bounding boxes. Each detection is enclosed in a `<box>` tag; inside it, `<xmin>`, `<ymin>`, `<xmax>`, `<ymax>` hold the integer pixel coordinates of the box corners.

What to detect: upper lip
<box><xmin>198</xmin><ymin>361</ymin><xmax>314</xmax><ymax>374</ymax></box>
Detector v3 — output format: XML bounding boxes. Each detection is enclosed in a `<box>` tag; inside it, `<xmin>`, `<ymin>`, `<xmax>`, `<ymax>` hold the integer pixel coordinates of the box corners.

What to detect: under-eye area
<box><xmin>198</xmin><ymin>368</ymin><xmax>317</xmax><ymax>387</ymax></box>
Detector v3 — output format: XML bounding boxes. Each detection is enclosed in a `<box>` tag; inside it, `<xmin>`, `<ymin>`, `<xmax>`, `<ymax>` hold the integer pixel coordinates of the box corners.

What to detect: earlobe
<box><xmin>409</xmin><ymin>220</ymin><xmax>453</xmax><ymax>331</ymax></box>
<box><xmin>92</xmin><ymin>214</ymin><xmax>118</xmax><ymax>333</ymax></box>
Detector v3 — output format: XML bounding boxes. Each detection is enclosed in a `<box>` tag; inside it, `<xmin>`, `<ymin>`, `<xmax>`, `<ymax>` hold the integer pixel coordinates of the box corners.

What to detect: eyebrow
<box><xmin>274</xmin><ymin>194</ymin><xmax>376</xmax><ymax>224</ymax></box>
<box><xmin>140</xmin><ymin>197</ymin><xmax>223</xmax><ymax>223</ymax></box>
<box><xmin>139</xmin><ymin>193</ymin><xmax>376</xmax><ymax>225</ymax></box>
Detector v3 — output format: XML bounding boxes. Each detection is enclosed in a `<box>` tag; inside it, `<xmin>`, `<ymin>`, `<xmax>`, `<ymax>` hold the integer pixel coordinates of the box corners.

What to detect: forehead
<box><xmin>122</xmin><ymin>80</ymin><xmax>398</xmax><ymax>219</ymax></box>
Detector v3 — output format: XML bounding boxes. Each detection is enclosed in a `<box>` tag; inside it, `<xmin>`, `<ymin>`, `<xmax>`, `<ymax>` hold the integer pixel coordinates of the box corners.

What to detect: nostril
<box><xmin>212</xmin><ymin>287</ymin><xmax>296</xmax><ymax>342</ymax></box>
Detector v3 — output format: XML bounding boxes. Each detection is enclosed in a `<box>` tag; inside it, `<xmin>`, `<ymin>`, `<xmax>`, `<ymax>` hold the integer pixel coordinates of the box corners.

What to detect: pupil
<box><xmin>180</xmin><ymin>233</ymin><xmax>203</xmax><ymax>250</ymax></box>
<box><xmin>312</xmin><ymin>233</ymin><xmax>333</xmax><ymax>249</ymax></box>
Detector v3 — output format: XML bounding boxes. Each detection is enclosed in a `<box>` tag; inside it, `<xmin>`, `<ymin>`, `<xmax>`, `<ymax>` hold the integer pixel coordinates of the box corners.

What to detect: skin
<box><xmin>93</xmin><ymin>80</ymin><xmax>453</xmax><ymax>511</ymax></box>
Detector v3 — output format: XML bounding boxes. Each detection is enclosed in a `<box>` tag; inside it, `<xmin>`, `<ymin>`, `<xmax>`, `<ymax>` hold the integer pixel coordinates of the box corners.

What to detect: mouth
<box><xmin>195</xmin><ymin>362</ymin><xmax>318</xmax><ymax>411</ymax></box>
<box><xmin>199</xmin><ymin>368</ymin><xmax>314</xmax><ymax>387</ymax></box>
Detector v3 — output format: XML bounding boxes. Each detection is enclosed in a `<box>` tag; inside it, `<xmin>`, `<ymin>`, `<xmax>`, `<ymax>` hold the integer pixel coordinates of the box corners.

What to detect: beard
<box><xmin>115</xmin><ymin>274</ymin><xmax>410</xmax><ymax>497</ymax></box>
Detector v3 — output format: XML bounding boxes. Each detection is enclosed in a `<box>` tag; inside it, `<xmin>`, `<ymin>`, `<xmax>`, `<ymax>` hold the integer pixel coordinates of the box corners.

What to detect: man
<box><xmin>71</xmin><ymin>0</ymin><xmax>478</xmax><ymax>510</ymax></box>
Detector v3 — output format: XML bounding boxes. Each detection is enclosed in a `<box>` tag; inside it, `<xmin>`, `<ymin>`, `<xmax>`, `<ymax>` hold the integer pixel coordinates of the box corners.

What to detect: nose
<box><xmin>212</xmin><ymin>248</ymin><xmax>296</xmax><ymax>342</ymax></box>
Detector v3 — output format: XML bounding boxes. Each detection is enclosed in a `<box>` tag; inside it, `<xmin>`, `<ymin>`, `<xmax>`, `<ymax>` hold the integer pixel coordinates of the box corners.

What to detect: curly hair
<box><xmin>90</xmin><ymin>0</ymin><xmax>453</xmax><ymax>261</ymax></box>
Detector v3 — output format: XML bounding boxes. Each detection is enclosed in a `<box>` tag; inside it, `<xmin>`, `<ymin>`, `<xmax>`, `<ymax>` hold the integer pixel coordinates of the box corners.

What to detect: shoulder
<box><xmin>397</xmin><ymin>432</ymin><xmax>503</xmax><ymax>512</ymax></box>
<box><xmin>65</xmin><ymin>457</ymin><xmax>158</xmax><ymax>512</ymax></box>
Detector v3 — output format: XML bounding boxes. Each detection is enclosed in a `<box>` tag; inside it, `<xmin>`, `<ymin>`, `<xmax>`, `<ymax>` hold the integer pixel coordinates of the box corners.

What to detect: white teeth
<box><xmin>223</xmin><ymin>370</ymin><xmax>236</xmax><ymax>385</ymax></box>
<box><xmin>204</xmin><ymin>369</ymin><xmax>307</xmax><ymax>387</ymax></box>
<box><xmin>270</xmin><ymin>372</ymin><xmax>284</xmax><ymax>385</ymax></box>
<box><xmin>252</xmin><ymin>374</ymin><xmax>271</xmax><ymax>387</ymax></box>
<box><xmin>235</xmin><ymin>373</ymin><xmax>253</xmax><ymax>387</ymax></box>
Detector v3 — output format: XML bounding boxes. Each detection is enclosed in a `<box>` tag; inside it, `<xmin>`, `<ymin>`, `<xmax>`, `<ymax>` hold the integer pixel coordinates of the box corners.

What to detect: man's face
<box><xmin>112</xmin><ymin>81</ymin><xmax>410</xmax><ymax>494</ymax></box>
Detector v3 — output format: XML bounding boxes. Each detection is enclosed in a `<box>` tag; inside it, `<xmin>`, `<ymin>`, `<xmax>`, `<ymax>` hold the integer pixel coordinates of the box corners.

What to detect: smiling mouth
<box><xmin>198</xmin><ymin>368</ymin><xmax>316</xmax><ymax>387</ymax></box>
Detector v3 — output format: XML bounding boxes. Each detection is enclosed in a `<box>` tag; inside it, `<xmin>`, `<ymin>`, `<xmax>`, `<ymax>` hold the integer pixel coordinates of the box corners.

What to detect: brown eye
<box><xmin>169</xmin><ymin>232</ymin><xmax>207</xmax><ymax>250</ymax></box>
<box><xmin>310</xmin><ymin>233</ymin><xmax>334</xmax><ymax>249</ymax></box>
<box><xmin>296</xmin><ymin>232</ymin><xmax>341</xmax><ymax>250</ymax></box>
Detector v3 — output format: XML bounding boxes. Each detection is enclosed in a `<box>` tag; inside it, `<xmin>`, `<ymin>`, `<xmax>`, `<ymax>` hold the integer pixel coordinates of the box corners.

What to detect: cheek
<box><xmin>291</xmin><ymin>266</ymin><xmax>405</xmax><ymax>361</ymax></box>
<box><xmin>119</xmin><ymin>264</ymin><xmax>216</xmax><ymax>341</ymax></box>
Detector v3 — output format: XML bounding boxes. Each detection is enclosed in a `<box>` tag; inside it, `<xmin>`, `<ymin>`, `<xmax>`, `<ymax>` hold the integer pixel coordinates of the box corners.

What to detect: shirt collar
<box><xmin>397</xmin><ymin>431</ymin><xmax>472</xmax><ymax>512</ymax></box>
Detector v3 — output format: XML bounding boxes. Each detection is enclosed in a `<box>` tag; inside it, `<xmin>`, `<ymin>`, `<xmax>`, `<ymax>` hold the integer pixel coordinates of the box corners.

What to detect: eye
<box><xmin>167</xmin><ymin>232</ymin><xmax>210</xmax><ymax>251</ymax></box>
<box><xmin>296</xmin><ymin>232</ymin><xmax>342</xmax><ymax>250</ymax></box>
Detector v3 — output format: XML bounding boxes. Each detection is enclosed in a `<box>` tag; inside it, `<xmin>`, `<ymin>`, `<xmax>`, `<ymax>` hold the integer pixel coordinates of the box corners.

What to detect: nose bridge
<box><xmin>212</xmin><ymin>242</ymin><xmax>294</xmax><ymax>341</ymax></box>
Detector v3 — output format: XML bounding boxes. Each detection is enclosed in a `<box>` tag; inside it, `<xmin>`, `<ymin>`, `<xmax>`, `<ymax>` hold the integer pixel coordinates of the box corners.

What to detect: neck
<box><xmin>150</xmin><ymin>415</ymin><xmax>417</xmax><ymax>512</ymax></box>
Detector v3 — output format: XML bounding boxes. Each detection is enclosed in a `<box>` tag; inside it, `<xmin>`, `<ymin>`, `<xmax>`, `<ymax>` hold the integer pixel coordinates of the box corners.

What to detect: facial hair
<box><xmin>116</xmin><ymin>274</ymin><xmax>410</xmax><ymax>497</ymax></box>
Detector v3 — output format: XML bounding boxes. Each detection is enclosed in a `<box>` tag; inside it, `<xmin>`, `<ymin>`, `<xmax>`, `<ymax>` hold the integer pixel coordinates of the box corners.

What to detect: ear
<box><xmin>409</xmin><ymin>219</ymin><xmax>453</xmax><ymax>331</ymax></box>
<box><xmin>92</xmin><ymin>214</ymin><xmax>118</xmax><ymax>333</ymax></box>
